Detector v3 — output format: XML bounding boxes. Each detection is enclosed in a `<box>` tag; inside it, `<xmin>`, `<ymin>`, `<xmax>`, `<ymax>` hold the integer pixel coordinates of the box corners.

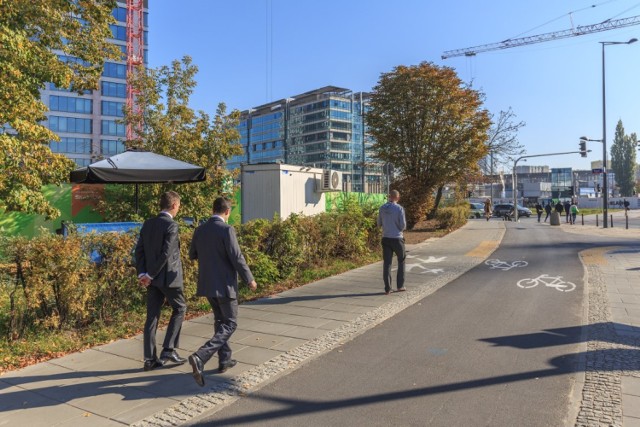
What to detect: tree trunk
<box><xmin>428</xmin><ymin>185</ymin><xmax>444</xmax><ymax>219</ymax></box>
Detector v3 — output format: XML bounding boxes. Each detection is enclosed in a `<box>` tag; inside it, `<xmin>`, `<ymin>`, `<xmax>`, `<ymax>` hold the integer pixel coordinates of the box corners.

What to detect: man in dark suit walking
<box><xmin>135</xmin><ymin>191</ymin><xmax>187</xmax><ymax>371</ymax></box>
<box><xmin>188</xmin><ymin>197</ymin><xmax>257</xmax><ymax>387</ymax></box>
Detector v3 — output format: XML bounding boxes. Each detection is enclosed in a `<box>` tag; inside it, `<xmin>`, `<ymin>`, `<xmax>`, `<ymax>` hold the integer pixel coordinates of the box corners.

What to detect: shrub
<box><xmin>435</xmin><ymin>203</ymin><xmax>469</xmax><ymax>230</ymax></box>
<box><xmin>0</xmin><ymin>206</ymin><xmax>381</xmax><ymax>343</ymax></box>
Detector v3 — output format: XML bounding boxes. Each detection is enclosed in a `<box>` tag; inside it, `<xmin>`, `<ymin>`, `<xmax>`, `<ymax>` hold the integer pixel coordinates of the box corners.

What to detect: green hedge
<box><xmin>435</xmin><ymin>203</ymin><xmax>469</xmax><ymax>230</ymax></box>
<box><xmin>0</xmin><ymin>206</ymin><xmax>381</xmax><ymax>341</ymax></box>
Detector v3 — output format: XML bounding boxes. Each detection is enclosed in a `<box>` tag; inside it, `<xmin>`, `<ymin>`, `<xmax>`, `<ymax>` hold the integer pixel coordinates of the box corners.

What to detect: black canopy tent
<box><xmin>70</xmin><ymin>149</ymin><xmax>206</xmax><ymax>213</ymax></box>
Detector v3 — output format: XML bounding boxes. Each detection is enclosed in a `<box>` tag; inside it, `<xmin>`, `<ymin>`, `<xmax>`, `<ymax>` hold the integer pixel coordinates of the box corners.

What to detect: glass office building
<box><xmin>227</xmin><ymin>86</ymin><xmax>385</xmax><ymax>193</ymax></box>
<box><xmin>42</xmin><ymin>1</ymin><xmax>149</xmax><ymax>167</ymax></box>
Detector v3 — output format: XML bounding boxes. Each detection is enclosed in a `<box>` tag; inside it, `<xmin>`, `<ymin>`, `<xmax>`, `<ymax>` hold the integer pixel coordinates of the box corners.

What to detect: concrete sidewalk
<box><xmin>0</xmin><ymin>220</ymin><xmax>506</xmax><ymax>427</ymax></box>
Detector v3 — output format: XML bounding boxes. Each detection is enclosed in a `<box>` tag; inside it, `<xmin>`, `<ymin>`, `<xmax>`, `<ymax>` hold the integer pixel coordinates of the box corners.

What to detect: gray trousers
<box><xmin>195</xmin><ymin>297</ymin><xmax>238</xmax><ymax>366</ymax></box>
<box><xmin>144</xmin><ymin>285</ymin><xmax>186</xmax><ymax>361</ymax></box>
<box><xmin>382</xmin><ymin>237</ymin><xmax>405</xmax><ymax>292</ymax></box>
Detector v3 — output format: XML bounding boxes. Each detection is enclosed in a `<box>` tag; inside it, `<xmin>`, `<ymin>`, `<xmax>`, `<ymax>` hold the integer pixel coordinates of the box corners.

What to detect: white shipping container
<box><xmin>240</xmin><ymin>163</ymin><xmax>327</xmax><ymax>223</ymax></box>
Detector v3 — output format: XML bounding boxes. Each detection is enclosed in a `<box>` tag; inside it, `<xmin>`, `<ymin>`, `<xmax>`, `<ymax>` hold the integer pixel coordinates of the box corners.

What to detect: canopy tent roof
<box><xmin>70</xmin><ymin>150</ymin><xmax>206</xmax><ymax>184</ymax></box>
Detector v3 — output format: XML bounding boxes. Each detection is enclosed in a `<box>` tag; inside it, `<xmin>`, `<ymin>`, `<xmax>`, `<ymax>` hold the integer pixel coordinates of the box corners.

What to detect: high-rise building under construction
<box><xmin>43</xmin><ymin>0</ymin><xmax>148</xmax><ymax>167</ymax></box>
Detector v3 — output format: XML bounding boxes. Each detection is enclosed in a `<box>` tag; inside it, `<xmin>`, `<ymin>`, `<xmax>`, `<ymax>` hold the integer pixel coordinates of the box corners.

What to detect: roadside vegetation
<box><xmin>0</xmin><ymin>197</ymin><xmax>469</xmax><ymax>372</ymax></box>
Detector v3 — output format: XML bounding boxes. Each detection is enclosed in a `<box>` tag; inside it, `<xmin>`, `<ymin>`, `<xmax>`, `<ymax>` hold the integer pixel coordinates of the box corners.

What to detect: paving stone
<box><xmin>232</xmin><ymin>347</ymin><xmax>283</xmax><ymax>366</ymax></box>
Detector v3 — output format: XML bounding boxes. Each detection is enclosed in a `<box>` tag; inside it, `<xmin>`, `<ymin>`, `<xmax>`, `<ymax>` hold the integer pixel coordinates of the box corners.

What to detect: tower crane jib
<box><xmin>442</xmin><ymin>14</ymin><xmax>640</xmax><ymax>59</ymax></box>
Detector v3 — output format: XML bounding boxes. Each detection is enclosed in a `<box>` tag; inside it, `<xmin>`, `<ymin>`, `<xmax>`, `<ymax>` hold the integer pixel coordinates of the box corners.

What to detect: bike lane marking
<box><xmin>485</xmin><ymin>259</ymin><xmax>528</xmax><ymax>271</ymax></box>
<box><xmin>516</xmin><ymin>274</ymin><xmax>577</xmax><ymax>292</ymax></box>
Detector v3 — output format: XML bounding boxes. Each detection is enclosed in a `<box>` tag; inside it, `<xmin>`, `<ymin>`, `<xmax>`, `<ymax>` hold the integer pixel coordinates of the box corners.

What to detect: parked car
<box><xmin>469</xmin><ymin>202</ymin><xmax>484</xmax><ymax>218</ymax></box>
<box><xmin>493</xmin><ymin>203</ymin><xmax>532</xmax><ymax>218</ymax></box>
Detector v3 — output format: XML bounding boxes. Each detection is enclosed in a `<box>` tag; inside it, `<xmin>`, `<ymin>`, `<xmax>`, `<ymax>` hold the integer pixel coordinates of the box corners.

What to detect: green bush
<box><xmin>435</xmin><ymin>203</ymin><xmax>469</xmax><ymax>230</ymax></box>
<box><xmin>0</xmin><ymin>206</ymin><xmax>381</xmax><ymax>343</ymax></box>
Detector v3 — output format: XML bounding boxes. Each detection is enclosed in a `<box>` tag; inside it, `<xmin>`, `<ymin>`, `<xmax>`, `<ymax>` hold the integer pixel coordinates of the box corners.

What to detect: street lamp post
<box><xmin>597</xmin><ymin>38</ymin><xmax>637</xmax><ymax>228</ymax></box>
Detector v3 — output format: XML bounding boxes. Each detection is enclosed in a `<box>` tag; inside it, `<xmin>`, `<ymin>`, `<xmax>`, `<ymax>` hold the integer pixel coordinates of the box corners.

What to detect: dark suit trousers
<box><xmin>144</xmin><ymin>285</ymin><xmax>186</xmax><ymax>361</ymax></box>
<box><xmin>382</xmin><ymin>237</ymin><xmax>405</xmax><ymax>292</ymax></box>
<box><xmin>195</xmin><ymin>297</ymin><xmax>238</xmax><ymax>365</ymax></box>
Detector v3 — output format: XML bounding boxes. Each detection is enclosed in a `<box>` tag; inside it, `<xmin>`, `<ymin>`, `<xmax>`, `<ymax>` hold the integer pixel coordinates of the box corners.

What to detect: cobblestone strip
<box><xmin>132</xmin><ymin>259</ymin><xmax>482</xmax><ymax>427</ymax></box>
<box><xmin>574</xmin><ymin>249</ymin><xmax>640</xmax><ymax>427</ymax></box>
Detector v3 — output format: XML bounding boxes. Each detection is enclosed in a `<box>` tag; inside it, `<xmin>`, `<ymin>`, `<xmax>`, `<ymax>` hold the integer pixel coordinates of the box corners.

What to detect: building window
<box><xmin>101</xmin><ymin>81</ymin><xmax>127</xmax><ymax>98</ymax></box>
<box><xmin>48</xmin><ymin>116</ymin><xmax>92</xmax><ymax>134</ymax></box>
<box><xmin>49</xmin><ymin>137</ymin><xmax>92</xmax><ymax>154</ymax></box>
<box><xmin>112</xmin><ymin>7</ymin><xmax>127</xmax><ymax>23</ymax></box>
<box><xmin>101</xmin><ymin>101</ymin><xmax>125</xmax><ymax>117</ymax></box>
<box><xmin>101</xmin><ymin>139</ymin><xmax>125</xmax><ymax>155</ymax></box>
<box><xmin>102</xmin><ymin>62</ymin><xmax>126</xmax><ymax>79</ymax></box>
<box><xmin>49</xmin><ymin>96</ymin><xmax>92</xmax><ymax>114</ymax></box>
<box><xmin>101</xmin><ymin>120</ymin><xmax>126</xmax><ymax>136</ymax></box>
<box><xmin>109</xmin><ymin>24</ymin><xmax>127</xmax><ymax>41</ymax></box>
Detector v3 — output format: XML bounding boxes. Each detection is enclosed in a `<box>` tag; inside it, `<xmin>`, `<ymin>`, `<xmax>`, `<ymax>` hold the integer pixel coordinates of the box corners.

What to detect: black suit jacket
<box><xmin>135</xmin><ymin>212</ymin><xmax>183</xmax><ymax>289</ymax></box>
<box><xmin>189</xmin><ymin>216</ymin><xmax>254</xmax><ymax>299</ymax></box>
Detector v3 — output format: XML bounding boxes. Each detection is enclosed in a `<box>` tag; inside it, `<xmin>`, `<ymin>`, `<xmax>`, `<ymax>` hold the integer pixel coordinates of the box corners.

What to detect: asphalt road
<box><xmin>187</xmin><ymin>219</ymin><xmax>631</xmax><ymax>427</ymax></box>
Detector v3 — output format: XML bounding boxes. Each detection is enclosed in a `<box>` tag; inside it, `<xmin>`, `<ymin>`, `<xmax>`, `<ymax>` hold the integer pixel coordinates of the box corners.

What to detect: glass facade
<box><xmin>551</xmin><ymin>168</ymin><xmax>573</xmax><ymax>199</ymax></box>
<box><xmin>228</xmin><ymin>86</ymin><xmax>385</xmax><ymax>193</ymax></box>
<box><xmin>41</xmin><ymin>0</ymin><xmax>149</xmax><ymax>167</ymax></box>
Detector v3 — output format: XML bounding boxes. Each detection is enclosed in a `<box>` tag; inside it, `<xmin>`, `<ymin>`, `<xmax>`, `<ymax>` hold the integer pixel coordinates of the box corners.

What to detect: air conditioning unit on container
<box><xmin>316</xmin><ymin>170</ymin><xmax>342</xmax><ymax>192</ymax></box>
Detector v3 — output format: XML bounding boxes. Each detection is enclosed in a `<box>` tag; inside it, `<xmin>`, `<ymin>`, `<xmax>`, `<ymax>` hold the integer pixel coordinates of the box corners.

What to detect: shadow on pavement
<box><xmin>188</xmin><ymin>322</ymin><xmax>639</xmax><ymax>426</ymax></box>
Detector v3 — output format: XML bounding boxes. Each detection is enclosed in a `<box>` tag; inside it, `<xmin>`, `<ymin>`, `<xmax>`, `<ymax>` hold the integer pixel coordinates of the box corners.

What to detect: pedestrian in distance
<box><xmin>624</xmin><ymin>198</ymin><xmax>630</xmax><ymax>214</ymax></box>
<box><xmin>188</xmin><ymin>197</ymin><xmax>257</xmax><ymax>387</ymax></box>
<box><xmin>544</xmin><ymin>202</ymin><xmax>552</xmax><ymax>222</ymax></box>
<box><xmin>555</xmin><ymin>201</ymin><xmax>564</xmax><ymax>216</ymax></box>
<box><xmin>570</xmin><ymin>202</ymin><xmax>579</xmax><ymax>225</ymax></box>
<box><xmin>535</xmin><ymin>202</ymin><xmax>543</xmax><ymax>222</ymax></box>
<box><xmin>135</xmin><ymin>191</ymin><xmax>187</xmax><ymax>371</ymax></box>
<box><xmin>483</xmin><ymin>198</ymin><xmax>492</xmax><ymax>221</ymax></box>
<box><xmin>378</xmin><ymin>190</ymin><xmax>407</xmax><ymax>295</ymax></box>
<box><xmin>563</xmin><ymin>200</ymin><xmax>571</xmax><ymax>223</ymax></box>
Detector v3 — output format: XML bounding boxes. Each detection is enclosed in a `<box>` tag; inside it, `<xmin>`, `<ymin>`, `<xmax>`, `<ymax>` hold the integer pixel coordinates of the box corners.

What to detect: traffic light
<box><xmin>597</xmin><ymin>183</ymin><xmax>601</xmax><ymax>192</ymax></box>
<box><xmin>579</xmin><ymin>141</ymin><xmax>587</xmax><ymax>157</ymax></box>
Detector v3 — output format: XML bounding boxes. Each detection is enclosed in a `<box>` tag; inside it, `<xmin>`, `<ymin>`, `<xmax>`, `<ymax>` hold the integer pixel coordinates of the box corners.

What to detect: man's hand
<box><xmin>249</xmin><ymin>280</ymin><xmax>258</xmax><ymax>291</ymax></box>
<box><xmin>138</xmin><ymin>276</ymin><xmax>151</xmax><ymax>288</ymax></box>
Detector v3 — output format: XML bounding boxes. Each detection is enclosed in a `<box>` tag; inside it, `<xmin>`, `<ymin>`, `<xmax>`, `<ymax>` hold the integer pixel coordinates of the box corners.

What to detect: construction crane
<box><xmin>126</xmin><ymin>0</ymin><xmax>145</xmax><ymax>142</ymax></box>
<box><xmin>442</xmin><ymin>14</ymin><xmax>640</xmax><ymax>59</ymax></box>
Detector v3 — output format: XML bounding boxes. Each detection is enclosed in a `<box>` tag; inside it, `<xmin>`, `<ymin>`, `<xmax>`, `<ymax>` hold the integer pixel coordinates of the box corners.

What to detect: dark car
<box><xmin>493</xmin><ymin>203</ymin><xmax>531</xmax><ymax>218</ymax></box>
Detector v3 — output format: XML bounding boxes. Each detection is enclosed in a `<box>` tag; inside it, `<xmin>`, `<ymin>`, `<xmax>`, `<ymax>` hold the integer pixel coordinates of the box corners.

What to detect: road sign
<box><xmin>592</xmin><ymin>168</ymin><xmax>603</xmax><ymax>174</ymax></box>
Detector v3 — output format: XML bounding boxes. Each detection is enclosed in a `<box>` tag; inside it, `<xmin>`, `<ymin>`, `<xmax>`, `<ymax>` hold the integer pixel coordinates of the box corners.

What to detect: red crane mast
<box><xmin>126</xmin><ymin>0</ymin><xmax>144</xmax><ymax>142</ymax></box>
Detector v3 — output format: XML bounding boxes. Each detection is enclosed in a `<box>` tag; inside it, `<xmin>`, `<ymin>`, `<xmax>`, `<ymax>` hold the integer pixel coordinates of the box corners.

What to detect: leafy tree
<box><xmin>366</xmin><ymin>62</ymin><xmax>490</xmax><ymax>228</ymax></box>
<box><xmin>481</xmin><ymin>107</ymin><xmax>526</xmax><ymax>175</ymax></box>
<box><xmin>0</xmin><ymin>0</ymin><xmax>119</xmax><ymax>218</ymax></box>
<box><xmin>100</xmin><ymin>56</ymin><xmax>243</xmax><ymax>221</ymax></box>
<box><xmin>611</xmin><ymin>120</ymin><xmax>637</xmax><ymax>197</ymax></box>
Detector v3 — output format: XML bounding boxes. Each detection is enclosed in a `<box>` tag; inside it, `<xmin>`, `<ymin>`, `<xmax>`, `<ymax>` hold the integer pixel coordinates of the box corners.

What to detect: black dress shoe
<box><xmin>160</xmin><ymin>350</ymin><xmax>187</xmax><ymax>364</ymax></box>
<box><xmin>218</xmin><ymin>359</ymin><xmax>237</xmax><ymax>373</ymax></box>
<box><xmin>143</xmin><ymin>358</ymin><xmax>164</xmax><ymax>371</ymax></box>
<box><xmin>188</xmin><ymin>354</ymin><xmax>205</xmax><ymax>387</ymax></box>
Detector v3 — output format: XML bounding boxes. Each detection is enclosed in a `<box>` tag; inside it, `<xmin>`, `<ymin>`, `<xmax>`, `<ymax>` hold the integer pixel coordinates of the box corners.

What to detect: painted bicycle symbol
<box><xmin>517</xmin><ymin>274</ymin><xmax>576</xmax><ymax>292</ymax></box>
<box><xmin>485</xmin><ymin>259</ymin><xmax>528</xmax><ymax>271</ymax></box>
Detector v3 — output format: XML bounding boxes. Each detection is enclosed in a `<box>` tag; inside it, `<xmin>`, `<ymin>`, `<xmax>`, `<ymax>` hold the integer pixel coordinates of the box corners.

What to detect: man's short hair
<box><xmin>389</xmin><ymin>190</ymin><xmax>400</xmax><ymax>199</ymax></box>
<box><xmin>213</xmin><ymin>197</ymin><xmax>232</xmax><ymax>214</ymax></box>
<box><xmin>160</xmin><ymin>191</ymin><xmax>180</xmax><ymax>210</ymax></box>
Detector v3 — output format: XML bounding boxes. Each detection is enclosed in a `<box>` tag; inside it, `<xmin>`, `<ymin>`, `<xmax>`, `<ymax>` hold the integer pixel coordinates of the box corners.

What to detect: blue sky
<box><xmin>149</xmin><ymin>0</ymin><xmax>640</xmax><ymax>170</ymax></box>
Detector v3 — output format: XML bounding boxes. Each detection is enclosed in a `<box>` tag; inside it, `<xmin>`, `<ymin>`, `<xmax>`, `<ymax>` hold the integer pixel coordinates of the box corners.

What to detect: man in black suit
<box><xmin>135</xmin><ymin>191</ymin><xmax>187</xmax><ymax>371</ymax></box>
<box><xmin>187</xmin><ymin>197</ymin><xmax>257</xmax><ymax>387</ymax></box>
